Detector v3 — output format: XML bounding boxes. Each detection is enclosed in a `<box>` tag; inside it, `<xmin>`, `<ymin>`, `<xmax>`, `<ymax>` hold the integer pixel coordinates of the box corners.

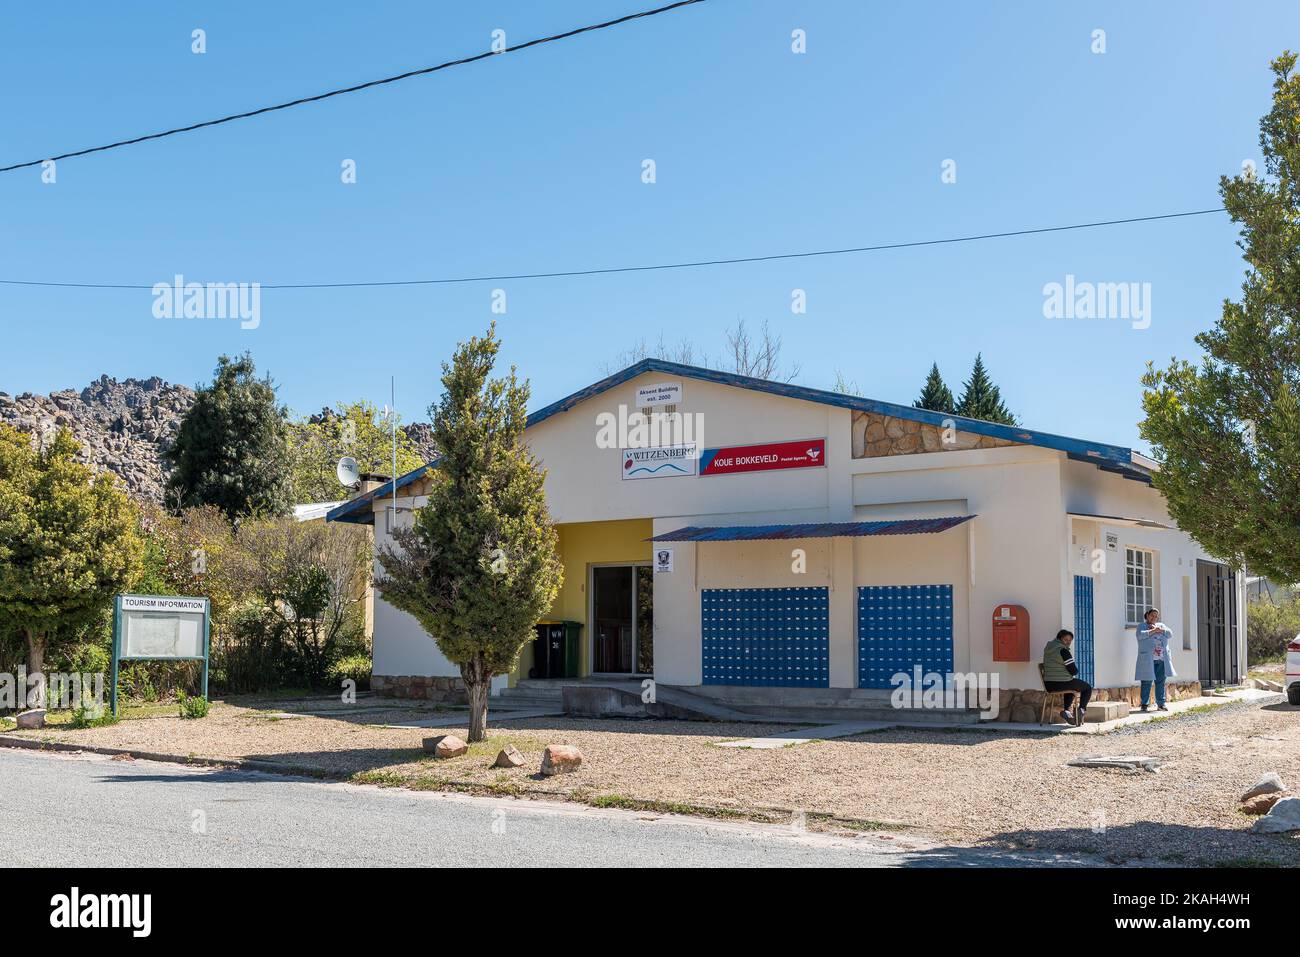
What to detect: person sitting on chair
<box><xmin>1042</xmin><ymin>628</ymin><xmax>1092</xmax><ymax>726</ymax></box>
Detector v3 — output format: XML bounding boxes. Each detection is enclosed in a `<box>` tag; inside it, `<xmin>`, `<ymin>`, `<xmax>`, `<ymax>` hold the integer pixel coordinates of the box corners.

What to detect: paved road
<box><xmin>2</xmin><ymin>748</ymin><xmax>1095</xmax><ymax>867</ymax></box>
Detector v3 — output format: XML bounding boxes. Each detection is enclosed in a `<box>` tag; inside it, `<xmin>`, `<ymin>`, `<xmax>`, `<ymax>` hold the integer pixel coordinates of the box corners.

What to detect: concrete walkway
<box><xmin>992</xmin><ymin>687</ymin><xmax>1276</xmax><ymax>735</ymax></box>
<box><xmin>710</xmin><ymin>688</ymin><xmax>1276</xmax><ymax>748</ymax></box>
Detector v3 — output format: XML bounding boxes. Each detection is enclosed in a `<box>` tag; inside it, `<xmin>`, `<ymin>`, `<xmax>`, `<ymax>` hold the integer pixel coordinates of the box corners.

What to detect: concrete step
<box><xmin>671</xmin><ymin>684</ymin><xmax>983</xmax><ymax>725</ymax></box>
<box><xmin>725</xmin><ymin>703</ymin><xmax>982</xmax><ymax>725</ymax></box>
<box><xmin>494</xmin><ymin>687</ymin><xmax>565</xmax><ymax>709</ymax></box>
<box><xmin>494</xmin><ymin>692</ymin><xmax>563</xmax><ymax>707</ymax></box>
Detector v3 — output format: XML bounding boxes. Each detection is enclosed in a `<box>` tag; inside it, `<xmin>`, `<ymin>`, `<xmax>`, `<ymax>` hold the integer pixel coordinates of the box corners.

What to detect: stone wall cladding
<box><xmin>993</xmin><ymin>681</ymin><xmax>1204</xmax><ymax>722</ymax></box>
<box><xmin>371</xmin><ymin>674</ymin><xmax>467</xmax><ymax>704</ymax></box>
<box><xmin>851</xmin><ymin>410</ymin><xmax>1019</xmax><ymax>458</ymax></box>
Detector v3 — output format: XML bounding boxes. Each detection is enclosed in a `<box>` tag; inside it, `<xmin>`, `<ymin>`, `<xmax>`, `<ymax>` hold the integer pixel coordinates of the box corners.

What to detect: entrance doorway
<box><xmin>591</xmin><ymin>564</ymin><xmax>653</xmax><ymax>675</ymax></box>
<box><xmin>1197</xmin><ymin>560</ymin><xmax>1239</xmax><ymax>685</ymax></box>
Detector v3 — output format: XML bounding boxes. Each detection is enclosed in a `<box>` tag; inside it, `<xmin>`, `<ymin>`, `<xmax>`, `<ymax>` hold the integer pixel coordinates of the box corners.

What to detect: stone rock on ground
<box><xmin>493</xmin><ymin>745</ymin><xmax>525</xmax><ymax>768</ymax></box>
<box><xmin>15</xmin><ymin>709</ymin><xmax>46</xmax><ymax>729</ymax></box>
<box><xmin>540</xmin><ymin>744</ymin><xmax>583</xmax><ymax>775</ymax></box>
<box><xmin>1242</xmin><ymin>793</ymin><xmax>1286</xmax><ymax>816</ymax></box>
<box><xmin>1249</xmin><ymin>796</ymin><xmax>1300</xmax><ymax>834</ymax></box>
<box><xmin>1240</xmin><ymin>772</ymin><xmax>1286</xmax><ymax>803</ymax></box>
<box><xmin>422</xmin><ymin>734</ymin><xmax>468</xmax><ymax>758</ymax></box>
<box><xmin>1068</xmin><ymin>755</ymin><xmax>1162</xmax><ymax>772</ymax></box>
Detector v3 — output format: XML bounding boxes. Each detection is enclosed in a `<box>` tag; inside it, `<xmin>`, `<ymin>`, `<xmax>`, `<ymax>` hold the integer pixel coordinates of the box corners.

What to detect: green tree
<box><xmin>1140</xmin><ymin>52</ymin><xmax>1300</xmax><ymax>583</ymax></box>
<box><xmin>914</xmin><ymin>363</ymin><xmax>956</xmax><ymax>413</ymax></box>
<box><xmin>238</xmin><ymin>517</ymin><xmax>371</xmax><ymax>689</ymax></box>
<box><xmin>0</xmin><ymin>426</ymin><xmax>142</xmax><ymax>706</ymax></box>
<box><xmin>955</xmin><ymin>354</ymin><xmax>1017</xmax><ymax>424</ymax></box>
<box><xmin>287</xmin><ymin>401</ymin><xmax>424</xmax><ymax>503</ymax></box>
<box><xmin>377</xmin><ymin>325</ymin><xmax>563</xmax><ymax>741</ymax></box>
<box><xmin>166</xmin><ymin>353</ymin><xmax>292</xmax><ymax>521</ymax></box>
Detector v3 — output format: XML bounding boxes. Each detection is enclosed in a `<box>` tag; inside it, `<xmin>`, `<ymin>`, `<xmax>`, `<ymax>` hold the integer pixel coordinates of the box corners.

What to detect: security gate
<box><xmin>1072</xmin><ymin>575</ymin><xmax>1096</xmax><ymax>687</ymax></box>
<box><xmin>701</xmin><ymin>587</ymin><xmax>829</xmax><ymax>687</ymax></box>
<box><xmin>1197</xmin><ymin>560</ymin><xmax>1239</xmax><ymax>685</ymax></box>
<box><xmin>857</xmin><ymin>584</ymin><xmax>954</xmax><ymax>688</ymax></box>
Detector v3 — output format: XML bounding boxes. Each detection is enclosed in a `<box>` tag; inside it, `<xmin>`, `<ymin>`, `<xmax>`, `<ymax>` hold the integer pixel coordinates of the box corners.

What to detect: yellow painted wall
<box><xmin>512</xmin><ymin>518</ymin><xmax>654</xmax><ymax>684</ymax></box>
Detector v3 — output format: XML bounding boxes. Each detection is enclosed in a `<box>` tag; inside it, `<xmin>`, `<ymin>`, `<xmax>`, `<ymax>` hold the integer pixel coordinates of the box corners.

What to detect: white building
<box><xmin>328</xmin><ymin>360</ymin><xmax>1246</xmax><ymax>717</ymax></box>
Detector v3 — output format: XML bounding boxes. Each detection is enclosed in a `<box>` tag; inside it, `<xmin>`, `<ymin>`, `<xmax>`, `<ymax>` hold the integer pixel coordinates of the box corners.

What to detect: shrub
<box><xmin>1247</xmin><ymin>598</ymin><xmax>1300</xmax><ymax>664</ymax></box>
<box><xmin>327</xmin><ymin>652</ymin><xmax>372</xmax><ymax>692</ymax></box>
<box><xmin>69</xmin><ymin>701</ymin><xmax>118</xmax><ymax>729</ymax></box>
<box><xmin>176</xmin><ymin>691</ymin><xmax>210</xmax><ymax>719</ymax></box>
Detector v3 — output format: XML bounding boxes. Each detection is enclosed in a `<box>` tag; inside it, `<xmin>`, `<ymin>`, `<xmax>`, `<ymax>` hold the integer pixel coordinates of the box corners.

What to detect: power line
<box><xmin>0</xmin><ymin>0</ymin><xmax>707</xmax><ymax>174</ymax></box>
<box><xmin>0</xmin><ymin>204</ymin><xmax>1242</xmax><ymax>291</ymax></box>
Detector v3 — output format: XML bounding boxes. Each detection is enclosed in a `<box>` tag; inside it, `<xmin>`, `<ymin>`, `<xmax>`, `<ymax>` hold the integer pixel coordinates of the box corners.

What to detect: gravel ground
<box><xmin>8</xmin><ymin>695</ymin><xmax>1299</xmax><ymax>866</ymax></box>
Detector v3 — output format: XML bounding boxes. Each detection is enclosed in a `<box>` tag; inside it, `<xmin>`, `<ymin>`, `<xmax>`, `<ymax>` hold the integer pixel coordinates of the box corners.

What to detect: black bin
<box><xmin>529</xmin><ymin>621</ymin><xmax>582</xmax><ymax>678</ymax></box>
<box><xmin>530</xmin><ymin>622</ymin><xmax>565</xmax><ymax>679</ymax></box>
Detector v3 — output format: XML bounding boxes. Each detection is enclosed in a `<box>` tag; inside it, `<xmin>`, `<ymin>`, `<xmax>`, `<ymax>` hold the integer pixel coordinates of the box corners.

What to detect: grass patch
<box><xmin>351</xmin><ymin>769</ymin><xmax>413</xmax><ymax>787</ymax></box>
<box><xmin>1145</xmin><ymin>703</ymin><xmax>1220</xmax><ymax>724</ymax></box>
<box><xmin>805</xmin><ymin>812</ymin><xmax>908</xmax><ymax>832</ymax></box>
<box><xmin>589</xmin><ymin>793</ymin><xmax>750</xmax><ymax>819</ymax></box>
<box><xmin>176</xmin><ymin>692</ymin><xmax>210</xmax><ymax>719</ymax></box>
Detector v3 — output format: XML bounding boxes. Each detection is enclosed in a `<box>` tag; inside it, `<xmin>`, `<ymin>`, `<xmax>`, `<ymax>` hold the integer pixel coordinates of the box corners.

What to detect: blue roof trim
<box><xmin>649</xmin><ymin>515</ymin><xmax>976</xmax><ymax>542</ymax></box>
<box><xmin>329</xmin><ymin>359</ymin><xmax>1151</xmax><ymax>524</ymax></box>
<box><xmin>528</xmin><ymin>358</ymin><xmax>1135</xmax><ymax>463</ymax></box>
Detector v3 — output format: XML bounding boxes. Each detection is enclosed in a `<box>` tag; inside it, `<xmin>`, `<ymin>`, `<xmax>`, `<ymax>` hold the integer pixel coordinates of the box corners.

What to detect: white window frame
<box><xmin>1125</xmin><ymin>547</ymin><xmax>1156</xmax><ymax>626</ymax></box>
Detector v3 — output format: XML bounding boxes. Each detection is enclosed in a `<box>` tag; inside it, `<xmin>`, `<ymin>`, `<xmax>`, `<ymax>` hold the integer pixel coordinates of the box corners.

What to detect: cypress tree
<box><xmin>955</xmin><ymin>354</ymin><xmax>1017</xmax><ymax>425</ymax></box>
<box><xmin>914</xmin><ymin>363</ymin><xmax>956</xmax><ymax>413</ymax></box>
<box><xmin>166</xmin><ymin>353</ymin><xmax>293</xmax><ymax>521</ymax></box>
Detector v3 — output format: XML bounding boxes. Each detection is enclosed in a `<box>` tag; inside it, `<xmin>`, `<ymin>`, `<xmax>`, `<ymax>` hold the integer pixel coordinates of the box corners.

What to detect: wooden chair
<box><xmin>1037</xmin><ymin>663</ymin><xmax>1073</xmax><ymax>725</ymax></box>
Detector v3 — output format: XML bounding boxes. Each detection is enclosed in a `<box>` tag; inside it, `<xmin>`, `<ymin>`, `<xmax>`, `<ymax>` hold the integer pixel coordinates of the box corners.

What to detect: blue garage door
<box><xmin>1073</xmin><ymin>575</ymin><xmax>1095</xmax><ymax>687</ymax></box>
<box><xmin>857</xmin><ymin>584</ymin><xmax>954</xmax><ymax>689</ymax></box>
<box><xmin>701</xmin><ymin>587</ymin><xmax>830</xmax><ymax>687</ymax></box>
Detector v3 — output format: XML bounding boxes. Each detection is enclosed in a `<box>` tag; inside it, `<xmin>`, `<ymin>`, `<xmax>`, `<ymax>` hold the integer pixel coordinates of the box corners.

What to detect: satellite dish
<box><xmin>336</xmin><ymin>456</ymin><xmax>360</xmax><ymax>488</ymax></box>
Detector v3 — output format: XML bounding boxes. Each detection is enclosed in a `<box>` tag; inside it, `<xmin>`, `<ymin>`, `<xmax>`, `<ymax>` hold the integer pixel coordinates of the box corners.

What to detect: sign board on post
<box><xmin>111</xmin><ymin>594</ymin><xmax>211</xmax><ymax>715</ymax></box>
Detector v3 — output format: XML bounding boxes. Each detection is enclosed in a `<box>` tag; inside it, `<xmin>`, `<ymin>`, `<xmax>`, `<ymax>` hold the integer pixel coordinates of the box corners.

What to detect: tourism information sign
<box><xmin>110</xmin><ymin>594</ymin><xmax>210</xmax><ymax>714</ymax></box>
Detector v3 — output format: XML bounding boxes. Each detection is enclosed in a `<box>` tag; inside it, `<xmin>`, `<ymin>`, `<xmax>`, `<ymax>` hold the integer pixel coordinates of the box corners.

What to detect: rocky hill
<box><xmin>0</xmin><ymin>376</ymin><xmax>195</xmax><ymax>503</ymax></box>
<box><xmin>0</xmin><ymin>377</ymin><xmax>437</xmax><ymax>505</ymax></box>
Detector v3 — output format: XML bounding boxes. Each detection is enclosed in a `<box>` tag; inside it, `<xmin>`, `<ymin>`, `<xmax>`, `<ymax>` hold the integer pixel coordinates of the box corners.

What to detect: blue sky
<box><xmin>1</xmin><ymin>1</ymin><xmax>1296</xmax><ymax>451</ymax></box>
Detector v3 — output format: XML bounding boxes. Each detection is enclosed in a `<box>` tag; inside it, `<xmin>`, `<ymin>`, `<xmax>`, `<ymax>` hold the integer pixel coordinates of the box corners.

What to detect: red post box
<box><xmin>992</xmin><ymin>604</ymin><xmax>1030</xmax><ymax>661</ymax></box>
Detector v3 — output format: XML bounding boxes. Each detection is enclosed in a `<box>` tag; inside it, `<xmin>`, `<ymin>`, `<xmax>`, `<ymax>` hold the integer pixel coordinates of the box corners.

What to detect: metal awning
<box><xmin>648</xmin><ymin>515</ymin><xmax>975</xmax><ymax>543</ymax></box>
<box><xmin>1067</xmin><ymin>511</ymin><xmax>1173</xmax><ymax>530</ymax></box>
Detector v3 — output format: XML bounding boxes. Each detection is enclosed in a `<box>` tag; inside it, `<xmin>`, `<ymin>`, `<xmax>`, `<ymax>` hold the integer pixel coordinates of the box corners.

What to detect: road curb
<box><xmin>0</xmin><ymin>734</ymin><xmax>343</xmax><ymax>780</ymax></box>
